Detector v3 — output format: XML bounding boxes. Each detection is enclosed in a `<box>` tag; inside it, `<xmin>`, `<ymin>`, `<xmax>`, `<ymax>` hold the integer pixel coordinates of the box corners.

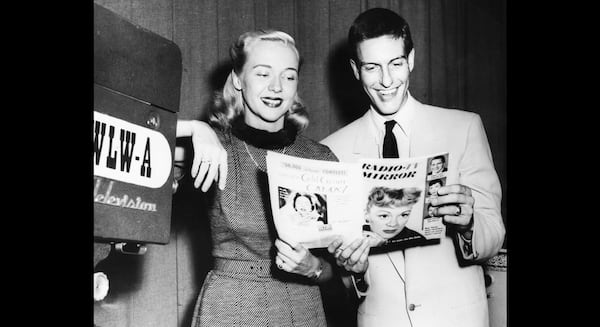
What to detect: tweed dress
<box><xmin>191</xmin><ymin>130</ymin><xmax>338</xmax><ymax>327</ymax></box>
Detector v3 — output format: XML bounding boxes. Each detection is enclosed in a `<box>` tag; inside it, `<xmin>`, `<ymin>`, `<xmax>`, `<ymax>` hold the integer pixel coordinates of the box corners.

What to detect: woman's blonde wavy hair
<box><xmin>209</xmin><ymin>30</ymin><xmax>309</xmax><ymax>133</ymax></box>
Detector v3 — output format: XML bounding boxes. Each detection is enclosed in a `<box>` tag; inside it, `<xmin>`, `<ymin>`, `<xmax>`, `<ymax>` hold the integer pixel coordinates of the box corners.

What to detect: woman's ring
<box><xmin>455</xmin><ymin>205</ymin><xmax>462</xmax><ymax>216</ymax></box>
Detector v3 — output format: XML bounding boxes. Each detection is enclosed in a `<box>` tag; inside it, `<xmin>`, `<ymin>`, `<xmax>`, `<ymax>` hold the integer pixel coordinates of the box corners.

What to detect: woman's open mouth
<box><xmin>261</xmin><ymin>97</ymin><xmax>283</xmax><ymax>108</ymax></box>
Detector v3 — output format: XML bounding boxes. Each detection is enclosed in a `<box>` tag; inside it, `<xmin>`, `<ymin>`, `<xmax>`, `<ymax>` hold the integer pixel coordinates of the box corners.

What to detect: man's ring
<box><xmin>455</xmin><ymin>205</ymin><xmax>461</xmax><ymax>216</ymax></box>
<box><xmin>277</xmin><ymin>263</ymin><xmax>283</xmax><ymax>269</ymax></box>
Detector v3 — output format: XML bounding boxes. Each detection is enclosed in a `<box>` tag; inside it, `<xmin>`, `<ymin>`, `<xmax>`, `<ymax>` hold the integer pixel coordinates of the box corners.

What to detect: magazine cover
<box><xmin>266</xmin><ymin>152</ymin><xmax>448</xmax><ymax>249</ymax></box>
<box><xmin>360</xmin><ymin>153</ymin><xmax>448</xmax><ymax>250</ymax></box>
<box><xmin>266</xmin><ymin>152</ymin><xmax>365</xmax><ymax>249</ymax></box>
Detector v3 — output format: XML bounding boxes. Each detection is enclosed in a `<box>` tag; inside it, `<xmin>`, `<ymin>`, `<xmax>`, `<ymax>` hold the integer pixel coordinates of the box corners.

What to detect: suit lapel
<box><xmin>386</xmin><ymin>249</ymin><xmax>407</xmax><ymax>281</ymax></box>
<box><xmin>408</xmin><ymin>101</ymin><xmax>436</xmax><ymax>158</ymax></box>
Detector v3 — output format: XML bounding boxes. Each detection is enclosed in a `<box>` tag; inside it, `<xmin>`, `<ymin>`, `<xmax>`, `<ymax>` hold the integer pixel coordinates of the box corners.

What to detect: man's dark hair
<box><xmin>348</xmin><ymin>7</ymin><xmax>414</xmax><ymax>62</ymax></box>
<box><xmin>431</xmin><ymin>155</ymin><xmax>446</xmax><ymax>164</ymax></box>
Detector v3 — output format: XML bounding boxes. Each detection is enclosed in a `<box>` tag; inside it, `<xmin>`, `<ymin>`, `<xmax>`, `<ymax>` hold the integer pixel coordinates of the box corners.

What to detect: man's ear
<box><xmin>232</xmin><ymin>71</ymin><xmax>242</xmax><ymax>91</ymax></box>
<box><xmin>350</xmin><ymin>59</ymin><xmax>360</xmax><ymax>80</ymax></box>
<box><xmin>408</xmin><ymin>48</ymin><xmax>415</xmax><ymax>72</ymax></box>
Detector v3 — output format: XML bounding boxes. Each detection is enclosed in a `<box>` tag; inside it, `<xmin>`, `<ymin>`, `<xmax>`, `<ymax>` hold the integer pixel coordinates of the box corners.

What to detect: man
<box><xmin>428</xmin><ymin>155</ymin><xmax>447</xmax><ymax>176</ymax></box>
<box><xmin>321</xmin><ymin>8</ymin><xmax>505</xmax><ymax>327</ymax></box>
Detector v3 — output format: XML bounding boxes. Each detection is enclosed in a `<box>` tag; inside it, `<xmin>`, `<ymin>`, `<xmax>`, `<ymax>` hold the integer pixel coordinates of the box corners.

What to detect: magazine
<box><xmin>266</xmin><ymin>152</ymin><xmax>448</xmax><ymax>249</ymax></box>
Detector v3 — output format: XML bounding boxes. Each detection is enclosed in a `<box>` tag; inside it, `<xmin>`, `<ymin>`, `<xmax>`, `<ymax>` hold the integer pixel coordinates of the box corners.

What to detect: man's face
<box><xmin>351</xmin><ymin>35</ymin><xmax>414</xmax><ymax>116</ymax></box>
<box><xmin>430</xmin><ymin>158</ymin><xmax>444</xmax><ymax>174</ymax></box>
<box><xmin>366</xmin><ymin>204</ymin><xmax>413</xmax><ymax>240</ymax></box>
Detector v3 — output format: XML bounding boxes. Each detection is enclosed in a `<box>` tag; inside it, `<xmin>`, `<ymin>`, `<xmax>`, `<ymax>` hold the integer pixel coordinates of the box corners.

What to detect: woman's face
<box><xmin>233</xmin><ymin>40</ymin><xmax>299</xmax><ymax>132</ymax></box>
<box><xmin>366</xmin><ymin>204</ymin><xmax>413</xmax><ymax>240</ymax></box>
<box><xmin>295</xmin><ymin>196</ymin><xmax>314</xmax><ymax>219</ymax></box>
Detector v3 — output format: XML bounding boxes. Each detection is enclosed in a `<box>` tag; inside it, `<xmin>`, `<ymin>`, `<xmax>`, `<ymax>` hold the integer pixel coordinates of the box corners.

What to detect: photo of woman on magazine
<box><xmin>362</xmin><ymin>186</ymin><xmax>425</xmax><ymax>250</ymax></box>
<box><xmin>278</xmin><ymin>187</ymin><xmax>328</xmax><ymax>228</ymax></box>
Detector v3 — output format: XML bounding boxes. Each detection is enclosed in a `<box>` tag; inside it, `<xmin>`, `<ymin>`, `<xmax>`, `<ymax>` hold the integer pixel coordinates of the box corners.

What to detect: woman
<box><xmin>178</xmin><ymin>30</ymin><xmax>369</xmax><ymax>327</ymax></box>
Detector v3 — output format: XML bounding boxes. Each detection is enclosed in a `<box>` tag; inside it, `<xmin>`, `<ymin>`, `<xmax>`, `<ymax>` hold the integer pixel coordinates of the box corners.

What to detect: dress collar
<box><xmin>231</xmin><ymin>117</ymin><xmax>297</xmax><ymax>150</ymax></box>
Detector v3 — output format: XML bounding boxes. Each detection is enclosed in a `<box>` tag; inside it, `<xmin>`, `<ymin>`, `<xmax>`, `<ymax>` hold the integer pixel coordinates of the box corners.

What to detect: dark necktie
<box><xmin>383</xmin><ymin>120</ymin><xmax>399</xmax><ymax>158</ymax></box>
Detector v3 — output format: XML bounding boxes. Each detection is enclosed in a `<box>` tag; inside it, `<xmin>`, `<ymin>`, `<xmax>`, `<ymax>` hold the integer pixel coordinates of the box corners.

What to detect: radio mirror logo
<box><xmin>93</xmin><ymin>111</ymin><xmax>172</xmax><ymax>188</ymax></box>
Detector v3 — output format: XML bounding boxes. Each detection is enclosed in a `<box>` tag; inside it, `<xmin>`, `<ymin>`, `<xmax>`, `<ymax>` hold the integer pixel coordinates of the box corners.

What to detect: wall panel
<box><xmin>296</xmin><ymin>0</ymin><xmax>331</xmax><ymax>141</ymax></box>
<box><xmin>130</xmin><ymin>0</ymin><xmax>173</xmax><ymax>40</ymax></box>
<box><xmin>327</xmin><ymin>0</ymin><xmax>365</xmax><ymax>130</ymax></box>
<box><xmin>265</xmin><ymin>0</ymin><xmax>296</xmax><ymax>36</ymax></box>
<box><xmin>174</xmin><ymin>0</ymin><xmax>218</xmax><ymax>120</ymax></box>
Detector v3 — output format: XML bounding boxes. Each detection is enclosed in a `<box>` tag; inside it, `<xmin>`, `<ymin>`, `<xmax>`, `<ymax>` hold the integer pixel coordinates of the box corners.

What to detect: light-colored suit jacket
<box><xmin>321</xmin><ymin>94</ymin><xmax>505</xmax><ymax>327</ymax></box>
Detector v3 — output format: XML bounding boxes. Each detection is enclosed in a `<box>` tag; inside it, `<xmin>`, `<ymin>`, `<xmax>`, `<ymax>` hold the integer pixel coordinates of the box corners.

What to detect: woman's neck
<box><xmin>244</xmin><ymin>116</ymin><xmax>284</xmax><ymax>132</ymax></box>
<box><xmin>231</xmin><ymin>116</ymin><xmax>297</xmax><ymax>149</ymax></box>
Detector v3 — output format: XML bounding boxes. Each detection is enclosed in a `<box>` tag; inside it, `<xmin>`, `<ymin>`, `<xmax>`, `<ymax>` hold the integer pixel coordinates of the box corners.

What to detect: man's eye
<box><xmin>256</xmin><ymin>73</ymin><xmax>269</xmax><ymax>77</ymax></box>
<box><xmin>363</xmin><ymin>65</ymin><xmax>378</xmax><ymax>72</ymax></box>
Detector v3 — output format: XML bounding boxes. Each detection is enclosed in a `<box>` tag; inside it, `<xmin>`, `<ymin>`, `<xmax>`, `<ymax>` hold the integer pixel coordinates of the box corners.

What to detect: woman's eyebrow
<box><xmin>252</xmin><ymin>64</ymin><xmax>298</xmax><ymax>72</ymax></box>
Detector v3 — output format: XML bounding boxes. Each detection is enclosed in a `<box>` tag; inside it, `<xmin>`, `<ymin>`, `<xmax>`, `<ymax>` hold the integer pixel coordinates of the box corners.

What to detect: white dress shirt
<box><xmin>366</xmin><ymin>93</ymin><xmax>416</xmax><ymax>159</ymax></box>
